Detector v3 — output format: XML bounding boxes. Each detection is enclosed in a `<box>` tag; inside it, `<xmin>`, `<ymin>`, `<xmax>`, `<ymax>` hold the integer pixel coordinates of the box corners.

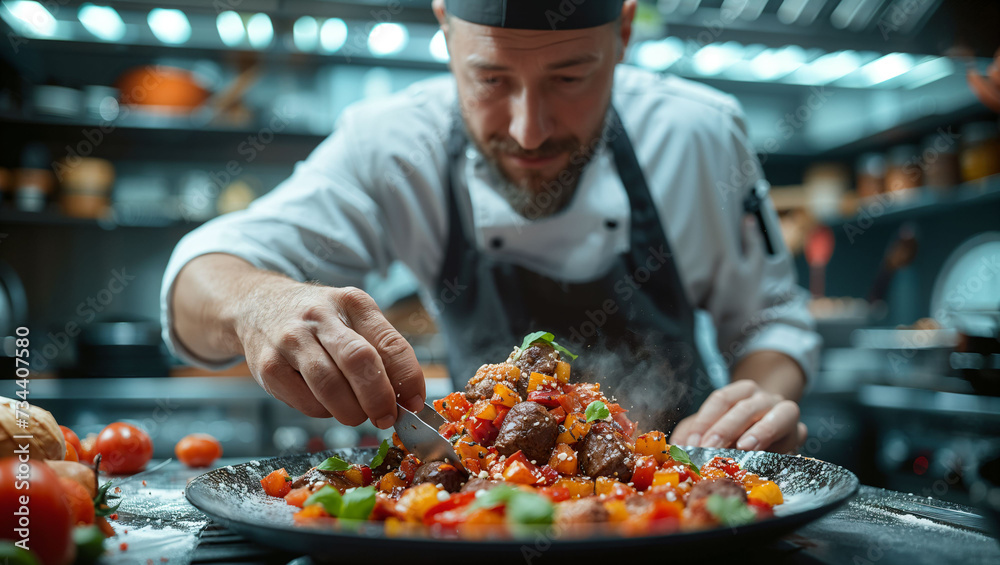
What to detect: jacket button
<box><xmin>490</xmin><ymin>237</ymin><xmax>503</xmax><ymax>249</ymax></box>
<box><xmin>605</xmin><ymin>219</ymin><xmax>618</xmax><ymax>229</ymax></box>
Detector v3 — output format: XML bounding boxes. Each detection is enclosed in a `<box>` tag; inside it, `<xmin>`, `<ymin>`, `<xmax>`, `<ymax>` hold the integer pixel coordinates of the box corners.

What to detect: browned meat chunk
<box><xmin>687</xmin><ymin>477</ymin><xmax>747</xmax><ymax>505</ymax></box>
<box><xmin>577</xmin><ymin>422</ymin><xmax>633</xmax><ymax>481</ymax></box>
<box><xmin>371</xmin><ymin>446</ymin><xmax>405</xmax><ymax>479</ymax></box>
<box><xmin>289</xmin><ymin>467</ymin><xmax>354</xmax><ymax>492</ymax></box>
<box><xmin>411</xmin><ymin>460</ymin><xmax>468</xmax><ymax>493</ymax></box>
<box><xmin>493</xmin><ymin>401</ymin><xmax>559</xmax><ymax>463</ymax></box>
<box><xmin>624</xmin><ymin>495</ymin><xmax>654</xmax><ymax>516</ymax></box>
<box><xmin>465</xmin><ymin>363</ymin><xmax>522</xmax><ymax>402</ymax></box>
<box><xmin>512</xmin><ymin>344</ymin><xmax>560</xmax><ymax>397</ymax></box>
<box><xmin>461</xmin><ymin>477</ymin><xmax>501</xmax><ymax>493</ymax></box>
<box><xmin>555</xmin><ymin>498</ymin><xmax>609</xmax><ymax>525</ymax></box>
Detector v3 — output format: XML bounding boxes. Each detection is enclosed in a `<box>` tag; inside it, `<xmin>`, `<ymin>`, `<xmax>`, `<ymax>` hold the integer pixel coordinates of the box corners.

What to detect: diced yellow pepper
<box><xmin>455</xmin><ymin>435</ymin><xmax>489</xmax><ymax>462</ymax></box>
<box><xmin>556</xmin><ymin>414</ymin><xmax>591</xmax><ymax>445</ymax></box>
<box><xmin>396</xmin><ymin>483</ymin><xmax>443</xmax><ymax>522</ymax></box>
<box><xmin>555</xmin><ymin>361</ymin><xmax>571</xmax><ymax>384</ymax></box>
<box><xmin>605</xmin><ymin>499</ymin><xmax>629</xmax><ymax>522</ymax></box>
<box><xmin>473</xmin><ymin>400</ymin><xmax>498</xmax><ymax>421</ymax></box>
<box><xmin>554</xmin><ymin>477</ymin><xmax>595</xmax><ymax>498</ymax></box>
<box><xmin>595</xmin><ymin>476</ymin><xmax>635</xmax><ymax>497</ymax></box>
<box><xmin>547</xmin><ymin>443</ymin><xmax>578</xmax><ymax>475</ymax></box>
<box><xmin>748</xmin><ymin>480</ymin><xmax>783</xmax><ymax>506</ymax></box>
<box><xmin>651</xmin><ymin>470</ymin><xmax>680</xmax><ymax>487</ymax></box>
<box><xmin>490</xmin><ymin>383</ymin><xmax>520</xmax><ymax>408</ymax></box>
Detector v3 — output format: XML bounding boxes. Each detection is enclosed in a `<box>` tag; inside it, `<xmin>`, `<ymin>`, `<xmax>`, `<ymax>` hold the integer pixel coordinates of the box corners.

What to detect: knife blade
<box><xmin>393</xmin><ymin>402</ymin><xmax>462</xmax><ymax>468</ymax></box>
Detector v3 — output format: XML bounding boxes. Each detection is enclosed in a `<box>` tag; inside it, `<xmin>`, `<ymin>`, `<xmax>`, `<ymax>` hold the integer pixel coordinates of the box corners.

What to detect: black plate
<box><xmin>185</xmin><ymin>447</ymin><xmax>859</xmax><ymax>562</ymax></box>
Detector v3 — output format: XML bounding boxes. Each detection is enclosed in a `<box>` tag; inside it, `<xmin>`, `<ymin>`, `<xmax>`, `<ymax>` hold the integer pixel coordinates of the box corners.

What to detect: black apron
<box><xmin>432</xmin><ymin>107</ymin><xmax>711</xmax><ymax>432</ymax></box>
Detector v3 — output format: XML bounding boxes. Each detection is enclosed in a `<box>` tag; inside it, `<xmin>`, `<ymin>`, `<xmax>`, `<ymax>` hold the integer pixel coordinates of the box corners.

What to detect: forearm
<box><xmin>730</xmin><ymin>350</ymin><xmax>806</xmax><ymax>402</ymax></box>
<box><xmin>170</xmin><ymin>253</ymin><xmax>292</xmax><ymax>362</ymax></box>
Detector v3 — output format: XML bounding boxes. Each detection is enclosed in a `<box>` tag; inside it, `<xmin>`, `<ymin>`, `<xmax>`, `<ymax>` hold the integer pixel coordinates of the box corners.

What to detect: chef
<box><xmin>161</xmin><ymin>0</ymin><xmax>820</xmax><ymax>453</ymax></box>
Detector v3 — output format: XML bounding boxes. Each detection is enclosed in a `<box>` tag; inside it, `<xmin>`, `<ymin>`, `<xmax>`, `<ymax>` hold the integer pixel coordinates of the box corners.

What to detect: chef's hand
<box><xmin>668</xmin><ymin>380</ymin><xmax>807</xmax><ymax>454</ymax></box>
<box><xmin>233</xmin><ymin>277</ymin><xmax>426</xmax><ymax>428</ymax></box>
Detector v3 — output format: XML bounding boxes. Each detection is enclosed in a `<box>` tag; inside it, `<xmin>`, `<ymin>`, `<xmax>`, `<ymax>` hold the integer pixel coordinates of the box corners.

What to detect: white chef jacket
<box><xmin>160</xmin><ymin>65</ymin><xmax>820</xmax><ymax>380</ymax></box>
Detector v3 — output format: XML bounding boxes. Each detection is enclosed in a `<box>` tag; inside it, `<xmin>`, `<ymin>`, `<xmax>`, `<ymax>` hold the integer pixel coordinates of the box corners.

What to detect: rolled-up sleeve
<box><xmin>160</xmin><ymin>107</ymin><xmax>394</xmax><ymax>368</ymax></box>
<box><xmin>702</xmin><ymin>105</ymin><xmax>821</xmax><ymax>383</ymax></box>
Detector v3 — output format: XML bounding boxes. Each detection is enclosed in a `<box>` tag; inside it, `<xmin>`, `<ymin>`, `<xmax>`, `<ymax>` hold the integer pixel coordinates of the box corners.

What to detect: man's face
<box><xmin>439</xmin><ymin>9</ymin><xmax>630</xmax><ymax>208</ymax></box>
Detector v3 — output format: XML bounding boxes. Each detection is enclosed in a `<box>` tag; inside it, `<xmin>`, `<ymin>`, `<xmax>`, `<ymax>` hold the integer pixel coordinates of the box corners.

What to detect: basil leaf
<box><xmin>585</xmin><ymin>400</ymin><xmax>610</xmax><ymax>423</ymax></box>
<box><xmin>706</xmin><ymin>494</ymin><xmax>756</xmax><ymax>527</ymax></box>
<box><xmin>669</xmin><ymin>445</ymin><xmax>702</xmax><ymax>477</ymax></box>
<box><xmin>316</xmin><ymin>456</ymin><xmax>351</xmax><ymax>472</ymax></box>
<box><xmin>514</xmin><ymin>331</ymin><xmax>578</xmax><ymax>361</ymax></box>
<box><xmin>303</xmin><ymin>485</ymin><xmax>343</xmax><ymax>515</ymax></box>
<box><xmin>468</xmin><ymin>485</ymin><xmax>553</xmax><ymax>526</ymax></box>
<box><xmin>339</xmin><ymin>486</ymin><xmax>377</xmax><ymax>521</ymax></box>
<box><xmin>73</xmin><ymin>525</ymin><xmax>105</xmax><ymax>565</ymax></box>
<box><xmin>370</xmin><ymin>439</ymin><xmax>391</xmax><ymax>469</ymax></box>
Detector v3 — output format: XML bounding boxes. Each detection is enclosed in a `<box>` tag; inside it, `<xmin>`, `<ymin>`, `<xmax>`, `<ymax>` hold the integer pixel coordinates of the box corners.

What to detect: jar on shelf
<box><xmin>884</xmin><ymin>145</ymin><xmax>923</xmax><ymax>194</ymax></box>
<box><xmin>922</xmin><ymin>132</ymin><xmax>961</xmax><ymax>190</ymax></box>
<box><xmin>960</xmin><ymin>121</ymin><xmax>1000</xmax><ymax>182</ymax></box>
<box><xmin>856</xmin><ymin>152</ymin><xmax>886</xmax><ymax>198</ymax></box>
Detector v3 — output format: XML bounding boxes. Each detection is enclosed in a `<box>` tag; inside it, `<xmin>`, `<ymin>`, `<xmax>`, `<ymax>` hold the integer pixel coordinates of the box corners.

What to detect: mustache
<box><xmin>486</xmin><ymin>136</ymin><xmax>581</xmax><ymax>159</ymax></box>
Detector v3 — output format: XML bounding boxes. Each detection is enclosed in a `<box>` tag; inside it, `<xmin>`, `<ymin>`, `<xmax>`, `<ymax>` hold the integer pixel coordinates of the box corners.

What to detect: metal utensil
<box><xmin>392</xmin><ymin>402</ymin><xmax>462</xmax><ymax>467</ymax></box>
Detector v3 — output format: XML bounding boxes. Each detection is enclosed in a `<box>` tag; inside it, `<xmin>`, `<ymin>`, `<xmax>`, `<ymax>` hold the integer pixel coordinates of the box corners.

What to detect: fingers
<box><xmin>314</xmin><ymin>320</ymin><xmax>398</xmax><ymax>429</ymax></box>
<box><xmin>734</xmin><ymin>400</ymin><xmax>801</xmax><ymax>452</ymax></box>
<box><xmin>336</xmin><ymin>287</ymin><xmax>426</xmax><ymax>413</ymax></box>
<box><xmin>668</xmin><ymin>415</ymin><xmax>697</xmax><ymax>446</ymax></box>
<box><xmin>248</xmin><ymin>349</ymin><xmax>331</xmax><ymax>419</ymax></box>
<box><xmin>699</xmin><ymin>391</ymin><xmax>781</xmax><ymax>449</ymax></box>
<box><xmin>763</xmin><ymin>421</ymin><xmax>808</xmax><ymax>454</ymax></box>
<box><xmin>675</xmin><ymin>380</ymin><xmax>757</xmax><ymax>447</ymax></box>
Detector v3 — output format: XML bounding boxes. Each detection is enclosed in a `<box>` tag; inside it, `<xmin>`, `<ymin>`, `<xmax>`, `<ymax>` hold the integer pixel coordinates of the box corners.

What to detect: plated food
<box><xmin>261</xmin><ymin>333</ymin><xmax>785</xmax><ymax>538</ymax></box>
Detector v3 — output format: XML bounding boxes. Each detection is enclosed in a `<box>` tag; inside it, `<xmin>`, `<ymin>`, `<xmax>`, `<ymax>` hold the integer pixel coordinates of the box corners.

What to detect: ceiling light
<box><xmin>293</xmin><ymin>15</ymin><xmax>318</xmax><ymax>51</ymax></box>
<box><xmin>692</xmin><ymin>42</ymin><xmax>744</xmax><ymax>76</ymax></box>
<box><xmin>147</xmin><ymin>8</ymin><xmax>190</xmax><ymax>45</ymax></box>
<box><xmin>750</xmin><ymin>45</ymin><xmax>807</xmax><ymax>81</ymax></box>
<box><xmin>429</xmin><ymin>29</ymin><xmax>449</xmax><ymax>62</ymax></box>
<box><xmin>78</xmin><ymin>3</ymin><xmax>125</xmax><ymax>42</ymax></box>
<box><xmin>216</xmin><ymin>10</ymin><xmax>244</xmax><ymax>47</ymax></box>
<box><xmin>789</xmin><ymin>50</ymin><xmax>863</xmax><ymax>85</ymax></box>
<box><xmin>2</xmin><ymin>0</ymin><xmax>56</xmax><ymax>37</ymax></box>
<box><xmin>320</xmin><ymin>18</ymin><xmax>348</xmax><ymax>53</ymax></box>
<box><xmin>859</xmin><ymin>52</ymin><xmax>915</xmax><ymax>86</ymax></box>
<box><xmin>367</xmin><ymin>23</ymin><xmax>408</xmax><ymax>57</ymax></box>
<box><xmin>634</xmin><ymin>37</ymin><xmax>685</xmax><ymax>71</ymax></box>
<box><xmin>246</xmin><ymin>13</ymin><xmax>273</xmax><ymax>49</ymax></box>
<box><xmin>904</xmin><ymin>57</ymin><xmax>954</xmax><ymax>90</ymax></box>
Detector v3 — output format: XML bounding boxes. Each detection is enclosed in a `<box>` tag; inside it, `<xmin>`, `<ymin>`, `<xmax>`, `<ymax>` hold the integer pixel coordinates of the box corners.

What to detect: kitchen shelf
<box><xmin>0</xmin><ymin>208</ymin><xmax>207</xmax><ymax>229</ymax></box>
<box><xmin>824</xmin><ymin>174</ymin><xmax>1000</xmax><ymax>227</ymax></box>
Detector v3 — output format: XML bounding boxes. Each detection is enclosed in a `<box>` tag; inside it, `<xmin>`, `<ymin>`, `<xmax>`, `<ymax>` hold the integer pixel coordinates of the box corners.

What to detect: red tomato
<box><xmin>631</xmin><ymin>456</ymin><xmax>657</xmax><ymax>491</ymax></box>
<box><xmin>548</xmin><ymin>406</ymin><xmax>568</xmax><ymax>424</ymax></box>
<box><xmin>58</xmin><ymin>477</ymin><xmax>95</xmax><ymax>525</ymax></box>
<box><xmin>536</xmin><ymin>464</ymin><xmax>560</xmax><ymax>486</ymax></box>
<box><xmin>78</xmin><ymin>434</ymin><xmax>98</xmax><ymax>464</ymax></box>
<box><xmin>0</xmin><ymin>457</ymin><xmax>75</xmax><ymax>565</ymax></box>
<box><xmin>467</xmin><ymin>417</ymin><xmax>499</xmax><ymax>445</ymax></box>
<box><xmin>538</xmin><ymin>485</ymin><xmax>571</xmax><ymax>502</ymax></box>
<box><xmin>526</xmin><ymin>390</ymin><xmax>561</xmax><ymax>408</ymax></box>
<box><xmin>95</xmin><ymin>423</ymin><xmax>153</xmax><ymax>474</ymax></box>
<box><xmin>59</xmin><ymin>426</ymin><xmax>82</xmax><ymax>458</ymax></box>
<box><xmin>260</xmin><ymin>468</ymin><xmax>291</xmax><ymax>498</ymax></box>
<box><xmin>422</xmin><ymin>491</ymin><xmax>477</xmax><ymax>526</ymax></box>
<box><xmin>63</xmin><ymin>443</ymin><xmax>79</xmax><ymax>462</ymax></box>
<box><xmin>556</xmin><ymin>393</ymin><xmax>583</xmax><ymax>414</ymax></box>
<box><xmin>492</xmin><ymin>405</ymin><xmax>511</xmax><ymax>428</ymax></box>
<box><xmin>433</xmin><ymin>393</ymin><xmax>472</xmax><ymax>422</ymax></box>
<box><xmin>174</xmin><ymin>433</ymin><xmax>223</xmax><ymax>468</ymax></box>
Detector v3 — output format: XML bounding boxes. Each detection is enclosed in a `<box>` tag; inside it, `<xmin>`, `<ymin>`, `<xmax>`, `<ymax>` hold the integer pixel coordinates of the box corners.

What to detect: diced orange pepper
<box><xmin>455</xmin><ymin>435</ymin><xmax>490</xmax><ymax>462</ymax></box>
<box><xmin>555</xmin><ymin>361</ymin><xmax>571</xmax><ymax>384</ymax></box>
<box><xmin>503</xmin><ymin>460</ymin><xmax>539</xmax><ymax>485</ymax></box>
<box><xmin>472</xmin><ymin>400</ymin><xmax>498</xmax><ymax>421</ymax></box>
<box><xmin>434</xmin><ymin>392</ymin><xmax>472</xmax><ymax>422</ymax></box>
<box><xmin>490</xmin><ymin>383</ymin><xmax>520</xmax><ymax>408</ymax></box>
<box><xmin>396</xmin><ymin>483</ymin><xmax>443</xmax><ymax>522</ymax></box>
<box><xmin>635</xmin><ymin>431</ymin><xmax>670</xmax><ymax>463</ymax></box>
<box><xmin>556</xmin><ymin>413</ymin><xmax>591</xmax><ymax>444</ymax></box>
<box><xmin>652</xmin><ymin>470</ymin><xmax>680</xmax><ymax>487</ymax></box>
<box><xmin>260</xmin><ymin>468</ymin><xmax>291</xmax><ymax>498</ymax></box>
<box><xmin>595</xmin><ymin>476</ymin><xmax>635</xmax><ymax>497</ymax></box>
<box><xmin>378</xmin><ymin>472</ymin><xmax>407</xmax><ymax>493</ymax></box>
<box><xmin>701</xmin><ymin>467</ymin><xmax>727</xmax><ymax>480</ymax></box>
<box><xmin>528</xmin><ymin>372</ymin><xmax>559</xmax><ymax>392</ymax></box>
<box><xmin>748</xmin><ymin>480</ymin><xmax>783</xmax><ymax>506</ymax></box>
<box><xmin>547</xmin><ymin>443</ymin><xmax>578</xmax><ymax>475</ymax></box>
<box><xmin>293</xmin><ymin>504</ymin><xmax>330</xmax><ymax>522</ymax></box>
<box><xmin>459</xmin><ymin>508</ymin><xmax>506</xmax><ymax>539</ymax></box>
<box><xmin>605</xmin><ymin>499</ymin><xmax>629</xmax><ymax>522</ymax></box>
<box><xmin>284</xmin><ymin>486</ymin><xmax>312</xmax><ymax>508</ymax></box>
<box><xmin>554</xmin><ymin>477</ymin><xmax>594</xmax><ymax>498</ymax></box>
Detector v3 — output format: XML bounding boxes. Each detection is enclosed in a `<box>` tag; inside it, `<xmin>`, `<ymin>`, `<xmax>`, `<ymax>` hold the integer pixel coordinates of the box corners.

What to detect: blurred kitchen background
<box><xmin>0</xmin><ymin>0</ymin><xmax>998</xmax><ymax>507</ymax></box>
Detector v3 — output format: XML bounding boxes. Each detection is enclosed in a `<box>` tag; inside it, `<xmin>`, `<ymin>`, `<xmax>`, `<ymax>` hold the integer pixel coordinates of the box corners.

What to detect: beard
<box><xmin>466</xmin><ymin>109</ymin><xmax>610</xmax><ymax>220</ymax></box>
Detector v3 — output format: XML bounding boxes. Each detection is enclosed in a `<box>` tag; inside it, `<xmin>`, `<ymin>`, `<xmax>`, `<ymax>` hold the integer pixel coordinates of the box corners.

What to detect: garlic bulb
<box><xmin>0</xmin><ymin>396</ymin><xmax>66</xmax><ymax>460</ymax></box>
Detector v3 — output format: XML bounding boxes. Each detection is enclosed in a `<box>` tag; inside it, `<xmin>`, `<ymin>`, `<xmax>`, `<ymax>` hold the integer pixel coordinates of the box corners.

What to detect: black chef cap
<box><xmin>444</xmin><ymin>0</ymin><xmax>625</xmax><ymax>31</ymax></box>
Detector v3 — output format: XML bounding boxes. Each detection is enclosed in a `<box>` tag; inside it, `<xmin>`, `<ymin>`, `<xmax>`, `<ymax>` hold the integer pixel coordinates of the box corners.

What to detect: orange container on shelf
<box><xmin>115</xmin><ymin>66</ymin><xmax>210</xmax><ymax>113</ymax></box>
<box><xmin>960</xmin><ymin>121</ymin><xmax>1000</xmax><ymax>182</ymax></box>
<box><xmin>58</xmin><ymin>158</ymin><xmax>115</xmax><ymax>219</ymax></box>
<box><xmin>884</xmin><ymin>145</ymin><xmax>922</xmax><ymax>193</ymax></box>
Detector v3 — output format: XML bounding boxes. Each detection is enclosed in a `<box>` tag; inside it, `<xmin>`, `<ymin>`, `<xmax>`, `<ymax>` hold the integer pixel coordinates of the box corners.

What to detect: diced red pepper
<box><xmin>399</xmin><ymin>454</ymin><xmax>421</xmax><ymax>483</ymax></box>
<box><xmin>536</xmin><ymin>464</ymin><xmax>560</xmax><ymax>487</ymax></box>
<box><xmin>468</xmin><ymin>417</ymin><xmax>499</xmax><ymax>445</ymax></box>
<box><xmin>537</xmin><ymin>485</ymin><xmax>571</xmax><ymax>502</ymax></box>
<box><xmin>492</xmin><ymin>404</ymin><xmax>511</xmax><ymax>428</ymax></box>
<box><xmin>462</xmin><ymin>457</ymin><xmax>482</xmax><ymax>475</ymax></box>
<box><xmin>549</xmin><ymin>406</ymin><xmax>567</xmax><ymax>424</ymax></box>
<box><xmin>527</xmin><ymin>390</ymin><xmax>562</xmax><ymax>408</ymax></box>
<box><xmin>422</xmin><ymin>491</ymin><xmax>478</xmax><ymax>527</ymax></box>
<box><xmin>438</xmin><ymin>421</ymin><xmax>463</xmax><ymax>440</ymax></box>
<box><xmin>434</xmin><ymin>392</ymin><xmax>472</xmax><ymax>422</ymax></box>
<box><xmin>631</xmin><ymin>456</ymin><xmax>657</xmax><ymax>491</ymax></box>
<box><xmin>556</xmin><ymin>393</ymin><xmax>583</xmax><ymax>414</ymax></box>
<box><xmin>747</xmin><ymin>498</ymin><xmax>774</xmax><ymax>519</ymax></box>
<box><xmin>360</xmin><ymin>465</ymin><xmax>373</xmax><ymax>486</ymax></box>
<box><xmin>611</xmin><ymin>410</ymin><xmax>636</xmax><ymax>438</ymax></box>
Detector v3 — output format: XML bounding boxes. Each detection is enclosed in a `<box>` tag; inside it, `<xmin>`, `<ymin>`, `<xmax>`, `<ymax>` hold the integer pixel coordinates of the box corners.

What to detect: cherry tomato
<box><xmin>260</xmin><ymin>468</ymin><xmax>292</xmax><ymax>498</ymax></box>
<box><xmin>0</xmin><ymin>457</ymin><xmax>76</xmax><ymax>565</ymax></box>
<box><xmin>78</xmin><ymin>434</ymin><xmax>98</xmax><ymax>464</ymax></box>
<box><xmin>63</xmin><ymin>443</ymin><xmax>79</xmax><ymax>462</ymax></box>
<box><xmin>59</xmin><ymin>426</ymin><xmax>82</xmax><ymax>459</ymax></box>
<box><xmin>94</xmin><ymin>423</ymin><xmax>153</xmax><ymax>474</ymax></box>
<box><xmin>174</xmin><ymin>433</ymin><xmax>223</xmax><ymax>468</ymax></box>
